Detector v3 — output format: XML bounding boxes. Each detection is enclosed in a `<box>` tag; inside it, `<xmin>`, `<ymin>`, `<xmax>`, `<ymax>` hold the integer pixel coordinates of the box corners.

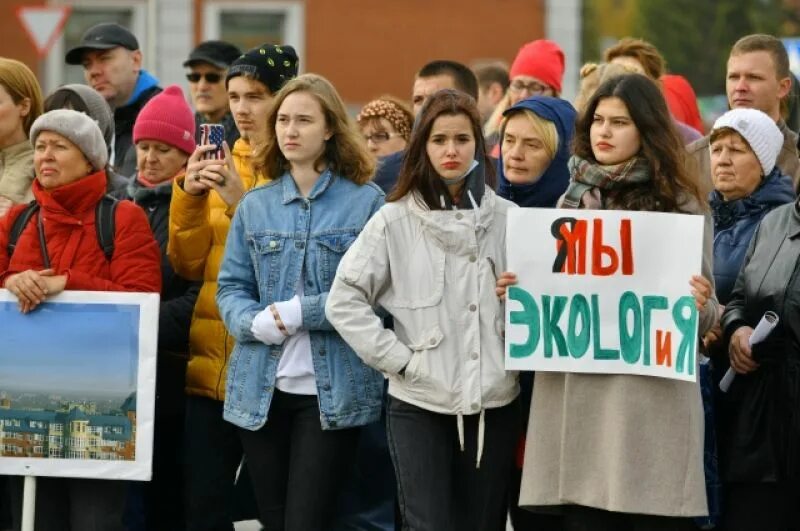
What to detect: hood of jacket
<box><xmin>33</xmin><ymin>169</ymin><xmax>108</xmax><ymax>219</ymax></box>
<box><xmin>497</xmin><ymin>96</ymin><xmax>576</xmax><ymax>207</ymax></box>
<box><xmin>710</xmin><ymin>167</ymin><xmax>796</xmax><ymax>230</ymax></box>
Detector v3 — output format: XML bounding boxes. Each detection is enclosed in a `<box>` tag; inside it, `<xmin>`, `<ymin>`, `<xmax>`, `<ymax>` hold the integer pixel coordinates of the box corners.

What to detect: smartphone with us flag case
<box><xmin>199</xmin><ymin>124</ymin><xmax>225</xmax><ymax>160</ymax></box>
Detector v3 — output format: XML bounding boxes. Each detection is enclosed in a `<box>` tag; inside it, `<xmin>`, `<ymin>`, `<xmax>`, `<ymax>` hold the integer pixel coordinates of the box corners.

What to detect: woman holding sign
<box><xmin>326</xmin><ymin>89</ymin><xmax>519</xmax><ymax>531</ymax></box>
<box><xmin>0</xmin><ymin>109</ymin><xmax>161</xmax><ymax>530</ymax></box>
<box><xmin>500</xmin><ymin>74</ymin><xmax>718</xmax><ymax>528</ymax></box>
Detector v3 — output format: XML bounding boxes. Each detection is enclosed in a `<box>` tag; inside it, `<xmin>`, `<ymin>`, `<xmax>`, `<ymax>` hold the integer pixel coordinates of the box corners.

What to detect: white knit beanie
<box><xmin>30</xmin><ymin>109</ymin><xmax>108</xmax><ymax>171</ymax></box>
<box><xmin>711</xmin><ymin>108</ymin><xmax>782</xmax><ymax>176</ymax></box>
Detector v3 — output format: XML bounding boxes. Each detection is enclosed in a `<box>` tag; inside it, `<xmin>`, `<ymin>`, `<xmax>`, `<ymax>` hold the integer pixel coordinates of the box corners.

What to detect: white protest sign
<box><xmin>505</xmin><ymin>208</ymin><xmax>704</xmax><ymax>382</ymax></box>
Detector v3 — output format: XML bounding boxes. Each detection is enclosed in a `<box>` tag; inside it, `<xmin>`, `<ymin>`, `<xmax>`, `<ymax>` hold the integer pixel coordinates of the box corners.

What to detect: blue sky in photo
<box><xmin>0</xmin><ymin>302</ymin><xmax>139</xmax><ymax>395</ymax></box>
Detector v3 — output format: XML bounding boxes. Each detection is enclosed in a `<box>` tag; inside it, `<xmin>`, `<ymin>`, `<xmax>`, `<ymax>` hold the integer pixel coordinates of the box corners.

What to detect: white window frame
<box><xmin>203</xmin><ymin>1</ymin><xmax>305</xmax><ymax>73</ymax></box>
<box><xmin>45</xmin><ymin>0</ymin><xmax>147</xmax><ymax>94</ymax></box>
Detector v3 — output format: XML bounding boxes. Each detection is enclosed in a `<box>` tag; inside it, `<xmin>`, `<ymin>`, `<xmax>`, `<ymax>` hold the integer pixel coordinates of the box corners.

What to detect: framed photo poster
<box><xmin>0</xmin><ymin>290</ymin><xmax>158</xmax><ymax>480</ymax></box>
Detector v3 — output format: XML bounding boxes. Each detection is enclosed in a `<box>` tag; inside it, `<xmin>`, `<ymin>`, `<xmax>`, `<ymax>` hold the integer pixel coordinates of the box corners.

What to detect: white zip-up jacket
<box><xmin>326</xmin><ymin>188</ymin><xmax>519</xmax><ymax>419</ymax></box>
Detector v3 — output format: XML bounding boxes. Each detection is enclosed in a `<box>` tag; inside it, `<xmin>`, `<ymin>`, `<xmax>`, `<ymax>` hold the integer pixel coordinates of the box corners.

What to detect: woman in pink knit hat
<box><xmin>119</xmin><ymin>84</ymin><xmax>201</xmax><ymax>530</ymax></box>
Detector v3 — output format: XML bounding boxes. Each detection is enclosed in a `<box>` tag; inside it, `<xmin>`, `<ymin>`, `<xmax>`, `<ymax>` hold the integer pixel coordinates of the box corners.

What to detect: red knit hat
<box><xmin>509</xmin><ymin>39</ymin><xmax>565</xmax><ymax>94</ymax></box>
<box><xmin>133</xmin><ymin>85</ymin><xmax>196</xmax><ymax>155</ymax></box>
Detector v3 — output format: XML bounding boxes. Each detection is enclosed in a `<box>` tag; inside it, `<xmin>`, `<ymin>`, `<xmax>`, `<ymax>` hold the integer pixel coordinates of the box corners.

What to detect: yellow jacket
<box><xmin>168</xmin><ymin>139</ymin><xmax>268</xmax><ymax>400</ymax></box>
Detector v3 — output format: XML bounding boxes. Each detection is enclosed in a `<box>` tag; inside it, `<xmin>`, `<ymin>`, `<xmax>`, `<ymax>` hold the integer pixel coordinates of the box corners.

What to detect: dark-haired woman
<box><xmin>326</xmin><ymin>89</ymin><xmax>519</xmax><ymax>531</ymax></box>
<box><xmin>498</xmin><ymin>74</ymin><xmax>718</xmax><ymax>529</ymax></box>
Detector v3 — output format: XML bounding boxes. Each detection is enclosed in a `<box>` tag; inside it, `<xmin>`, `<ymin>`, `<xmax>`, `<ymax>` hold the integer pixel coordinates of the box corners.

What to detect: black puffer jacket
<box><xmin>114</xmin><ymin>177</ymin><xmax>200</xmax><ymax>352</ymax></box>
<box><xmin>114</xmin><ymin>85</ymin><xmax>162</xmax><ymax>178</ymax></box>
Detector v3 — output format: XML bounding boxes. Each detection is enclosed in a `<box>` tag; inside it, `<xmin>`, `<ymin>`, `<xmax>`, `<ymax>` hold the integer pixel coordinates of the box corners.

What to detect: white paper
<box><xmin>719</xmin><ymin>311</ymin><xmax>778</xmax><ymax>392</ymax></box>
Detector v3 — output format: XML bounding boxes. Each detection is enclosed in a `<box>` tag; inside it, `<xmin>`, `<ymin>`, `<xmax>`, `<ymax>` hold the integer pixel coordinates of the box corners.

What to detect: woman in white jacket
<box><xmin>326</xmin><ymin>89</ymin><xmax>518</xmax><ymax>531</ymax></box>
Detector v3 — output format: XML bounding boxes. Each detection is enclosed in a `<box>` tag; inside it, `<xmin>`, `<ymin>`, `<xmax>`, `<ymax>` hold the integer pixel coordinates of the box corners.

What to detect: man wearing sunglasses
<box><xmin>184</xmin><ymin>41</ymin><xmax>242</xmax><ymax>149</ymax></box>
<box><xmin>66</xmin><ymin>22</ymin><xmax>163</xmax><ymax>178</ymax></box>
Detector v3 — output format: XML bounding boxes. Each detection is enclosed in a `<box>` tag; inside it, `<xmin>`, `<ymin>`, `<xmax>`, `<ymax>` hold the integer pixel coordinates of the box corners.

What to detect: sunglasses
<box><xmin>186</xmin><ymin>72</ymin><xmax>223</xmax><ymax>83</ymax></box>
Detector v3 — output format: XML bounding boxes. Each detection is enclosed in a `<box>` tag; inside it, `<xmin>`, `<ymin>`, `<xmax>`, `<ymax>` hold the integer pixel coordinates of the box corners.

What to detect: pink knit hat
<box><xmin>509</xmin><ymin>39</ymin><xmax>565</xmax><ymax>94</ymax></box>
<box><xmin>133</xmin><ymin>85</ymin><xmax>196</xmax><ymax>154</ymax></box>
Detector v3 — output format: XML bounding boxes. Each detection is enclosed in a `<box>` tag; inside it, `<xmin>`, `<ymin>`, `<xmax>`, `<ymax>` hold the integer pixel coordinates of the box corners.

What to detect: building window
<box><xmin>203</xmin><ymin>1</ymin><xmax>304</xmax><ymax>70</ymax></box>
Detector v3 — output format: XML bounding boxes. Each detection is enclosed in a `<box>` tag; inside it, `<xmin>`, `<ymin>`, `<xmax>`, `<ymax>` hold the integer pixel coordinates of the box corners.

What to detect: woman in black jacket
<box><xmin>721</xmin><ymin>195</ymin><xmax>800</xmax><ymax>530</ymax></box>
<box><xmin>116</xmin><ymin>85</ymin><xmax>200</xmax><ymax>530</ymax></box>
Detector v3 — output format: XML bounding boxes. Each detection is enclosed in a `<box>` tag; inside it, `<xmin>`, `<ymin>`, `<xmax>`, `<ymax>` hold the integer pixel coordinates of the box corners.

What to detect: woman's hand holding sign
<box><xmin>496</xmin><ymin>272</ymin><xmax>517</xmax><ymax>301</ymax></box>
<box><xmin>5</xmin><ymin>269</ymin><xmax>67</xmax><ymax>313</ymax></box>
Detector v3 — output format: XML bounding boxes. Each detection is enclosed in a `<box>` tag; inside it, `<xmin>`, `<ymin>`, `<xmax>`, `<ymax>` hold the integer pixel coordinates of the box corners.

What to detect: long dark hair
<box><xmin>388</xmin><ymin>89</ymin><xmax>494</xmax><ymax>208</ymax></box>
<box><xmin>574</xmin><ymin>73</ymin><xmax>704</xmax><ymax>212</ymax></box>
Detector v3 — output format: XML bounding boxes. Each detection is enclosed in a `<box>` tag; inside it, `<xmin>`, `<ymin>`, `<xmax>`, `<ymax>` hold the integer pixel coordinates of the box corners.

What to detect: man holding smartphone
<box><xmin>184</xmin><ymin>41</ymin><xmax>242</xmax><ymax>150</ymax></box>
<box><xmin>167</xmin><ymin>44</ymin><xmax>298</xmax><ymax>531</ymax></box>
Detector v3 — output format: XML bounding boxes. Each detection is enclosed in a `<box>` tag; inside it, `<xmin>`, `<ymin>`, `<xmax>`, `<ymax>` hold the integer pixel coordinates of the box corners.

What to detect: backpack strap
<box><xmin>6</xmin><ymin>201</ymin><xmax>39</xmax><ymax>259</ymax></box>
<box><xmin>95</xmin><ymin>195</ymin><xmax>118</xmax><ymax>261</ymax></box>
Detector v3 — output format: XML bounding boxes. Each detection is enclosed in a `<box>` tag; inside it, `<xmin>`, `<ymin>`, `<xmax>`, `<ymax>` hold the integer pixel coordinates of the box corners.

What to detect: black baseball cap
<box><xmin>65</xmin><ymin>23</ymin><xmax>139</xmax><ymax>65</ymax></box>
<box><xmin>183</xmin><ymin>41</ymin><xmax>242</xmax><ymax>69</ymax></box>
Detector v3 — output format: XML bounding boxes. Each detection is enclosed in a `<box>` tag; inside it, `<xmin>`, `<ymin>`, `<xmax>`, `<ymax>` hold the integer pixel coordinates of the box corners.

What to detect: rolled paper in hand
<box><xmin>720</xmin><ymin>311</ymin><xmax>779</xmax><ymax>392</ymax></box>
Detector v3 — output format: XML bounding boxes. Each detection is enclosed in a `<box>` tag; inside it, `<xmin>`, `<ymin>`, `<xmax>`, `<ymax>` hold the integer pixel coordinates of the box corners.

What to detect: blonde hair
<box><xmin>262</xmin><ymin>74</ymin><xmax>375</xmax><ymax>184</ymax></box>
<box><xmin>0</xmin><ymin>58</ymin><xmax>43</xmax><ymax>136</ymax></box>
<box><xmin>500</xmin><ymin>108</ymin><xmax>558</xmax><ymax>159</ymax></box>
<box><xmin>573</xmin><ymin>62</ymin><xmax>636</xmax><ymax>113</ymax></box>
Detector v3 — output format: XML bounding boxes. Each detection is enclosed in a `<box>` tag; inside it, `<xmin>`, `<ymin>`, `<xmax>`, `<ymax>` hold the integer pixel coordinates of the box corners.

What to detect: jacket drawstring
<box><xmin>476</xmin><ymin>409</ymin><xmax>485</xmax><ymax>468</ymax></box>
<box><xmin>455</xmin><ymin>409</ymin><xmax>487</xmax><ymax>469</ymax></box>
<box><xmin>457</xmin><ymin>413</ymin><xmax>465</xmax><ymax>451</ymax></box>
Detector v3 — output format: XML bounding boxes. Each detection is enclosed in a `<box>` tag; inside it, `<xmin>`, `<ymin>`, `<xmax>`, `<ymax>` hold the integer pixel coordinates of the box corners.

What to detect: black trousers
<box><xmin>386</xmin><ymin>396</ymin><xmax>519</xmax><ymax>531</ymax></box>
<box><xmin>238</xmin><ymin>390</ymin><xmax>361</xmax><ymax>531</ymax></box>
<box><xmin>10</xmin><ymin>477</ymin><xmax>126</xmax><ymax>531</ymax></box>
<box><xmin>183</xmin><ymin>395</ymin><xmax>245</xmax><ymax>531</ymax></box>
<box><xmin>722</xmin><ymin>481</ymin><xmax>800</xmax><ymax>531</ymax></box>
<box><xmin>562</xmin><ymin>505</ymin><xmax>693</xmax><ymax>531</ymax></box>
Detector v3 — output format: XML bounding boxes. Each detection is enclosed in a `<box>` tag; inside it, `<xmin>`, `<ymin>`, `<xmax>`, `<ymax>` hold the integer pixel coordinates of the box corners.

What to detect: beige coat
<box><xmin>519</xmin><ymin>198</ymin><xmax>718</xmax><ymax>517</ymax></box>
<box><xmin>326</xmin><ymin>188</ymin><xmax>519</xmax><ymax>415</ymax></box>
<box><xmin>688</xmin><ymin>120</ymin><xmax>800</xmax><ymax>192</ymax></box>
<box><xmin>0</xmin><ymin>141</ymin><xmax>34</xmax><ymax>204</ymax></box>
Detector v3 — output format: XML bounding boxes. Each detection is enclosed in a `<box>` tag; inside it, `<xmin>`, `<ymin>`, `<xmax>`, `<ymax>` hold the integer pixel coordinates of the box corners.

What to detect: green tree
<box><xmin>632</xmin><ymin>0</ymin><xmax>786</xmax><ymax>95</ymax></box>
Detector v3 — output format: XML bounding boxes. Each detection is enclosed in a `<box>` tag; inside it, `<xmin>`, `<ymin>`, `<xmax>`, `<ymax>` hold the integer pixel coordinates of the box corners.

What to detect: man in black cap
<box><xmin>184</xmin><ymin>40</ymin><xmax>242</xmax><ymax>149</ymax></box>
<box><xmin>65</xmin><ymin>22</ymin><xmax>162</xmax><ymax>178</ymax></box>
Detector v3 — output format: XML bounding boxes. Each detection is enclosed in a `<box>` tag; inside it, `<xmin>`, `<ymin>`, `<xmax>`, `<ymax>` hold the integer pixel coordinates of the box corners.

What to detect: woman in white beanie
<box><xmin>0</xmin><ymin>109</ymin><xmax>161</xmax><ymax>530</ymax></box>
<box><xmin>710</xmin><ymin>109</ymin><xmax>800</xmax><ymax>530</ymax></box>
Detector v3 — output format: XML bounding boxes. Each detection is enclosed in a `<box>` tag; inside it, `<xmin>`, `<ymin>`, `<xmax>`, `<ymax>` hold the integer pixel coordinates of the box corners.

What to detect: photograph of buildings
<box><xmin>0</xmin><ymin>300</ymin><xmax>140</xmax><ymax>462</ymax></box>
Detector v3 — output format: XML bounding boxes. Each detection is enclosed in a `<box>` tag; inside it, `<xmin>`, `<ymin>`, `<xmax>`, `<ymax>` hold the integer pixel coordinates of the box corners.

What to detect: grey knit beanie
<box><xmin>30</xmin><ymin>109</ymin><xmax>108</xmax><ymax>171</ymax></box>
<box><xmin>56</xmin><ymin>84</ymin><xmax>114</xmax><ymax>149</ymax></box>
<box><xmin>712</xmin><ymin>108</ymin><xmax>783</xmax><ymax>176</ymax></box>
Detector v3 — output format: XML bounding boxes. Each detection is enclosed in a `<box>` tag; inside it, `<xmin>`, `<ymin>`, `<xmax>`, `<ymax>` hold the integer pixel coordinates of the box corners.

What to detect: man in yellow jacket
<box><xmin>168</xmin><ymin>44</ymin><xmax>298</xmax><ymax>531</ymax></box>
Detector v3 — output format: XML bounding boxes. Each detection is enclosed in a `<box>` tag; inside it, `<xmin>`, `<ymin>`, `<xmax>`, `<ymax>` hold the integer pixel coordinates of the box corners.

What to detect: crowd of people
<box><xmin>0</xmin><ymin>19</ymin><xmax>799</xmax><ymax>531</ymax></box>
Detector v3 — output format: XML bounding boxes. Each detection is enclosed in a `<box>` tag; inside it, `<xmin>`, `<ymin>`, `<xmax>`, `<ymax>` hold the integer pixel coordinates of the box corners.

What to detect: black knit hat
<box><xmin>225</xmin><ymin>44</ymin><xmax>299</xmax><ymax>94</ymax></box>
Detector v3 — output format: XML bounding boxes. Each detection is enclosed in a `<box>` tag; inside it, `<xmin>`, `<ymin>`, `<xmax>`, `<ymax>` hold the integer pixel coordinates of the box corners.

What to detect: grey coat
<box><xmin>519</xmin><ymin>197</ymin><xmax>718</xmax><ymax>517</ymax></box>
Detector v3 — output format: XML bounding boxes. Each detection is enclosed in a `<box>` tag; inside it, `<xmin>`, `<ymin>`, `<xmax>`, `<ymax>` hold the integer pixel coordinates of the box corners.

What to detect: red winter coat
<box><xmin>0</xmin><ymin>169</ymin><xmax>161</xmax><ymax>293</ymax></box>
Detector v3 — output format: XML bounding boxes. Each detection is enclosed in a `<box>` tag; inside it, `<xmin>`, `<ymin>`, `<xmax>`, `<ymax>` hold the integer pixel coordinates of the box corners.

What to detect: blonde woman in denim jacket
<box><xmin>216</xmin><ymin>74</ymin><xmax>384</xmax><ymax>531</ymax></box>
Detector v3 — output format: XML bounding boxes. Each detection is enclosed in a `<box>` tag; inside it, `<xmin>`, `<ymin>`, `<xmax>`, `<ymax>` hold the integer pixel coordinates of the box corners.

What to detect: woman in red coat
<box><xmin>0</xmin><ymin>109</ymin><xmax>160</xmax><ymax>531</ymax></box>
<box><xmin>0</xmin><ymin>109</ymin><xmax>160</xmax><ymax>312</ymax></box>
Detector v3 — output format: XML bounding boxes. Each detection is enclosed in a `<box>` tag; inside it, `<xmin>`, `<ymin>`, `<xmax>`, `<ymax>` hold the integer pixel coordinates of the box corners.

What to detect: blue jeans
<box><xmin>386</xmin><ymin>396</ymin><xmax>518</xmax><ymax>531</ymax></box>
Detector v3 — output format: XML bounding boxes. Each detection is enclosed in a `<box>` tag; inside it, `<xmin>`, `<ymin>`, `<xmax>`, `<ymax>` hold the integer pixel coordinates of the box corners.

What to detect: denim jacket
<box><xmin>216</xmin><ymin>169</ymin><xmax>385</xmax><ymax>430</ymax></box>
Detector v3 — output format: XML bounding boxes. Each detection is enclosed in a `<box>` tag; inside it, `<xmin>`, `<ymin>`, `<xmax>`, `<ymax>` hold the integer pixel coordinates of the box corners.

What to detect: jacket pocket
<box><xmin>317</xmin><ymin>232</ymin><xmax>358</xmax><ymax>288</ymax></box>
<box><xmin>386</xmin><ymin>244</ymin><xmax>446</xmax><ymax>309</ymax></box>
<box><xmin>250</xmin><ymin>235</ymin><xmax>284</xmax><ymax>293</ymax></box>
<box><xmin>403</xmin><ymin>325</ymin><xmax>444</xmax><ymax>386</ymax></box>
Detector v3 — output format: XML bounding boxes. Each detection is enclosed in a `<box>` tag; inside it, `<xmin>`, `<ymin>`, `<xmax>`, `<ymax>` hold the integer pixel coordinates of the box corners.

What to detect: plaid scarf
<box><xmin>561</xmin><ymin>155</ymin><xmax>652</xmax><ymax>208</ymax></box>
